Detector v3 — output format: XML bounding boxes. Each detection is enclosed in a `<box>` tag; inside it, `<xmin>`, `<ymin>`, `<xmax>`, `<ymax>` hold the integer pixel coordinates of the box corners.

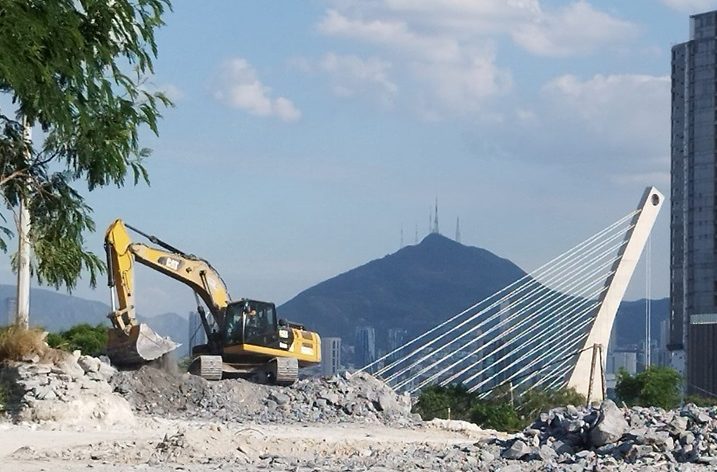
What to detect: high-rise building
<box><xmin>321</xmin><ymin>337</ymin><xmax>342</xmax><ymax>376</ymax></box>
<box><xmin>354</xmin><ymin>326</ymin><xmax>376</xmax><ymax>369</ymax></box>
<box><xmin>188</xmin><ymin>311</ymin><xmax>206</xmax><ymax>354</ymax></box>
<box><xmin>670</xmin><ymin>10</ymin><xmax>717</xmax><ymax>395</ymax></box>
<box><xmin>4</xmin><ymin>297</ymin><xmax>17</xmax><ymax>326</ymax></box>
<box><xmin>387</xmin><ymin>328</ymin><xmax>407</xmax><ymax>352</ymax></box>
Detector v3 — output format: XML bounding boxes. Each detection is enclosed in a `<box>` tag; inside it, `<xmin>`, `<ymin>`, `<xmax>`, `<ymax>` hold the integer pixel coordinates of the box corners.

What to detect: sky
<box><xmin>1</xmin><ymin>0</ymin><xmax>712</xmax><ymax>317</ymax></box>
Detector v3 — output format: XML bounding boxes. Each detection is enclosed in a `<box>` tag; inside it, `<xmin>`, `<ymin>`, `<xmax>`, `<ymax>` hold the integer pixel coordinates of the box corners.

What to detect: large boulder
<box><xmin>589</xmin><ymin>400</ymin><xmax>628</xmax><ymax>447</ymax></box>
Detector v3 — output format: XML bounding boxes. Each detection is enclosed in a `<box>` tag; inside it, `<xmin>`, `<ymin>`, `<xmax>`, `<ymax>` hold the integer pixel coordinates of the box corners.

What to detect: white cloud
<box><xmin>414</xmin><ymin>53</ymin><xmax>512</xmax><ymax>113</ymax></box>
<box><xmin>535</xmin><ymin>73</ymin><xmax>670</xmax><ymax>178</ymax></box>
<box><xmin>317</xmin><ymin>9</ymin><xmax>512</xmax><ymax>115</ymax></box>
<box><xmin>512</xmin><ymin>2</ymin><xmax>636</xmax><ymax>57</ymax></box>
<box><xmin>319</xmin><ymin>53</ymin><xmax>397</xmax><ymax>101</ymax></box>
<box><xmin>213</xmin><ymin>58</ymin><xmax>301</xmax><ymax>122</ymax></box>
<box><xmin>315</xmin><ymin>2</ymin><xmax>634</xmax><ymax>115</ymax></box>
<box><xmin>661</xmin><ymin>0</ymin><xmax>717</xmax><ymax>12</ymax></box>
<box><xmin>318</xmin><ymin>9</ymin><xmax>461</xmax><ymax>62</ymax></box>
<box><xmin>542</xmin><ymin>73</ymin><xmax>669</xmax><ymax>144</ymax></box>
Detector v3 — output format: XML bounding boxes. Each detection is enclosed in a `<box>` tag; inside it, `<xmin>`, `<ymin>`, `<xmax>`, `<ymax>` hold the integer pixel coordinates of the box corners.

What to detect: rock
<box><xmin>538</xmin><ymin>445</ymin><xmax>557</xmax><ymax>461</ymax></box>
<box><xmin>682</xmin><ymin>404</ymin><xmax>711</xmax><ymax>425</ymax></box>
<box><xmin>320</xmin><ymin>391</ymin><xmax>340</xmax><ymax>405</ymax></box>
<box><xmin>589</xmin><ymin>400</ymin><xmax>628</xmax><ymax>447</ymax></box>
<box><xmin>269</xmin><ymin>391</ymin><xmax>290</xmax><ymax>406</ymax></box>
<box><xmin>479</xmin><ymin>450</ymin><xmax>495</xmax><ymax>462</ymax></box>
<box><xmin>679</xmin><ymin>431</ymin><xmax>695</xmax><ymax>446</ymax></box>
<box><xmin>33</xmin><ymin>386</ymin><xmax>57</xmax><ymax>401</ymax></box>
<box><xmin>697</xmin><ymin>455</ymin><xmax>717</xmax><ymax>465</ymax></box>
<box><xmin>377</xmin><ymin>393</ymin><xmax>400</xmax><ymax>414</ymax></box>
<box><xmin>625</xmin><ymin>445</ymin><xmax>653</xmax><ymax>462</ymax></box>
<box><xmin>78</xmin><ymin>356</ymin><xmax>101</xmax><ymax>374</ymax></box>
<box><xmin>56</xmin><ymin>357</ymin><xmax>85</xmax><ymax>379</ymax></box>
<box><xmin>552</xmin><ymin>440</ymin><xmax>575</xmax><ymax>455</ymax></box>
<box><xmin>21</xmin><ymin>353</ymin><xmax>40</xmax><ymax>364</ymax></box>
<box><xmin>502</xmin><ymin>439</ymin><xmax>532</xmax><ymax>460</ymax></box>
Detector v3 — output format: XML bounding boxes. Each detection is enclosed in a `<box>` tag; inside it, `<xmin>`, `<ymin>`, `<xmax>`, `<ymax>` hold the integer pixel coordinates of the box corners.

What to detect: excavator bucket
<box><xmin>106</xmin><ymin>324</ymin><xmax>179</xmax><ymax>366</ymax></box>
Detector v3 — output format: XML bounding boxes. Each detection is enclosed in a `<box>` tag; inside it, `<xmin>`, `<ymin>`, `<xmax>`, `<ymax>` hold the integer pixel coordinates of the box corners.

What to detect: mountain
<box><xmin>0</xmin><ymin>284</ymin><xmax>109</xmax><ymax>331</ymax></box>
<box><xmin>0</xmin><ymin>284</ymin><xmax>191</xmax><ymax>356</ymax></box>
<box><xmin>278</xmin><ymin>234</ymin><xmax>669</xmax><ymax>362</ymax></box>
<box><xmin>611</xmin><ymin>297</ymin><xmax>669</xmax><ymax>348</ymax></box>
<box><xmin>279</xmin><ymin>234</ymin><xmax>527</xmax><ymax>354</ymax></box>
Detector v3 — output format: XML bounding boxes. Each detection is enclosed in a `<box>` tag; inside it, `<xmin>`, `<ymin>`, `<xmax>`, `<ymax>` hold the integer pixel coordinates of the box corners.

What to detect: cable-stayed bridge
<box><xmin>360</xmin><ymin>187</ymin><xmax>663</xmax><ymax>402</ymax></box>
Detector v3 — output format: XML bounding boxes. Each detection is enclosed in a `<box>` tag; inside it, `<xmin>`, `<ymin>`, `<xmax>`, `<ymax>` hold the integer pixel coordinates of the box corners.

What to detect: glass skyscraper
<box><xmin>670</xmin><ymin>10</ymin><xmax>717</xmax><ymax>396</ymax></box>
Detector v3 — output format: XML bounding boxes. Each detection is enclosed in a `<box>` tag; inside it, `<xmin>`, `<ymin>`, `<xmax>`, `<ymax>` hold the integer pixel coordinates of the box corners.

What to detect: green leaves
<box><xmin>615</xmin><ymin>366</ymin><xmax>682</xmax><ymax>410</ymax></box>
<box><xmin>0</xmin><ymin>0</ymin><xmax>172</xmax><ymax>290</ymax></box>
<box><xmin>414</xmin><ymin>383</ymin><xmax>585</xmax><ymax>432</ymax></box>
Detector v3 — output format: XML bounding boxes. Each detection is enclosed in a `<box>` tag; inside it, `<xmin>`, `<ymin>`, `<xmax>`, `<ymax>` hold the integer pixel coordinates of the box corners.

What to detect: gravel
<box><xmin>497</xmin><ymin>400</ymin><xmax>717</xmax><ymax>469</ymax></box>
<box><xmin>110</xmin><ymin>366</ymin><xmax>415</xmax><ymax>425</ymax></box>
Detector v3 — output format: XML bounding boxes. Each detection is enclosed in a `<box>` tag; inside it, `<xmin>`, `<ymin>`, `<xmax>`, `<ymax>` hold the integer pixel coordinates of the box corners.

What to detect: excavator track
<box><xmin>189</xmin><ymin>355</ymin><xmax>223</xmax><ymax>381</ymax></box>
<box><xmin>271</xmin><ymin>357</ymin><xmax>299</xmax><ymax>385</ymax></box>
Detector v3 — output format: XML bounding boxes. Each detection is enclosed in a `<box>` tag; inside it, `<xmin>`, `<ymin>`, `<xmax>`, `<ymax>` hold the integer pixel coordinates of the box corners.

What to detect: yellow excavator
<box><xmin>103</xmin><ymin>219</ymin><xmax>321</xmax><ymax>384</ymax></box>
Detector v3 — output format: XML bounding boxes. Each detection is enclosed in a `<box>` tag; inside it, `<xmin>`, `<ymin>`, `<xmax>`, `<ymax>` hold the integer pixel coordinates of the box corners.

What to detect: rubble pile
<box><xmin>0</xmin><ymin>353</ymin><xmax>133</xmax><ymax>425</ymax></box>
<box><xmin>499</xmin><ymin>399</ymin><xmax>717</xmax><ymax>468</ymax></box>
<box><xmin>111</xmin><ymin>367</ymin><xmax>414</xmax><ymax>424</ymax></box>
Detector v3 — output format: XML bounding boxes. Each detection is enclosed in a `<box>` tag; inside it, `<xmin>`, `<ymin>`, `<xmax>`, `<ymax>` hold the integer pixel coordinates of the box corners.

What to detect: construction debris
<box><xmin>0</xmin><ymin>352</ymin><xmax>133</xmax><ymax>426</ymax></box>
<box><xmin>110</xmin><ymin>366</ymin><xmax>415</xmax><ymax>425</ymax></box>
<box><xmin>498</xmin><ymin>400</ymin><xmax>717</xmax><ymax>468</ymax></box>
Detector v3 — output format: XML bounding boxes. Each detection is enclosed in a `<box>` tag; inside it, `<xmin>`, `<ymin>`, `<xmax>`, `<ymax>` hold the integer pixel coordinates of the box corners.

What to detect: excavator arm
<box><xmin>104</xmin><ymin>219</ymin><xmax>231</xmax><ymax>365</ymax></box>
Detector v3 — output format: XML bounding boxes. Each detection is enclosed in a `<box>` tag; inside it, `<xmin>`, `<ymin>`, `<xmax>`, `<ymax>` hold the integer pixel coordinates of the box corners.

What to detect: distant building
<box><xmin>387</xmin><ymin>328</ymin><xmax>408</xmax><ymax>360</ymax></box>
<box><xmin>657</xmin><ymin>319</ymin><xmax>671</xmax><ymax>367</ymax></box>
<box><xmin>355</xmin><ymin>326</ymin><xmax>376</xmax><ymax>369</ymax></box>
<box><xmin>4</xmin><ymin>297</ymin><xmax>16</xmax><ymax>326</ymax></box>
<box><xmin>608</xmin><ymin>351</ymin><xmax>638</xmax><ymax>376</ymax></box>
<box><xmin>321</xmin><ymin>337</ymin><xmax>342</xmax><ymax>376</ymax></box>
<box><xmin>188</xmin><ymin>311</ymin><xmax>206</xmax><ymax>354</ymax></box>
<box><xmin>670</xmin><ymin>10</ymin><xmax>717</xmax><ymax>395</ymax></box>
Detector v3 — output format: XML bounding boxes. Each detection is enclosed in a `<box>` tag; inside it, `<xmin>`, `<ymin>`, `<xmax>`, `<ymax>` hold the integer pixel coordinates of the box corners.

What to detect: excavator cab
<box><xmin>222</xmin><ymin>300</ymin><xmax>284</xmax><ymax>349</ymax></box>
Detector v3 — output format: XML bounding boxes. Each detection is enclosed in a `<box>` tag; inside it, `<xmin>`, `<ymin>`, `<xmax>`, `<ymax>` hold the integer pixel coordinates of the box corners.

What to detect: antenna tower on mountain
<box><xmin>455</xmin><ymin>217</ymin><xmax>461</xmax><ymax>243</ymax></box>
<box><xmin>432</xmin><ymin>197</ymin><xmax>439</xmax><ymax>234</ymax></box>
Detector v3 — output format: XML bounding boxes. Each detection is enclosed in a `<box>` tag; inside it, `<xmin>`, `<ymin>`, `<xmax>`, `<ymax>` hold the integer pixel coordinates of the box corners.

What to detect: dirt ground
<box><xmin>0</xmin><ymin>417</ymin><xmax>498</xmax><ymax>472</ymax></box>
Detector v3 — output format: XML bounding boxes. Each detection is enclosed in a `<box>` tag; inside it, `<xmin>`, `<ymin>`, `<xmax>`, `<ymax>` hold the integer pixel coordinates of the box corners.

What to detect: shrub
<box><xmin>615</xmin><ymin>366</ymin><xmax>682</xmax><ymax>409</ymax></box>
<box><xmin>46</xmin><ymin>324</ymin><xmax>107</xmax><ymax>356</ymax></box>
<box><xmin>0</xmin><ymin>324</ymin><xmax>47</xmax><ymax>362</ymax></box>
<box><xmin>518</xmin><ymin>387</ymin><xmax>586</xmax><ymax>420</ymax></box>
<box><xmin>470</xmin><ymin>401</ymin><xmax>523</xmax><ymax>432</ymax></box>
<box><xmin>685</xmin><ymin>395</ymin><xmax>717</xmax><ymax>407</ymax></box>
<box><xmin>414</xmin><ymin>383</ymin><xmax>585</xmax><ymax>432</ymax></box>
<box><xmin>413</xmin><ymin>384</ymin><xmax>477</xmax><ymax>421</ymax></box>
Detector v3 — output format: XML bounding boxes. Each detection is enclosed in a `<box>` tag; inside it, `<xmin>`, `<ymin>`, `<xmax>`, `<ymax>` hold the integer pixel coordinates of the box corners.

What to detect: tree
<box><xmin>615</xmin><ymin>366</ymin><xmax>682</xmax><ymax>410</ymax></box>
<box><xmin>413</xmin><ymin>384</ymin><xmax>477</xmax><ymax>421</ymax></box>
<box><xmin>46</xmin><ymin>323</ymin><xmax>108</xmax><ymax>356</ymax></box>
<box><xmin>0</xmin><ymin>0</ymin><xmax>172</xmax><ymax>289</ymax></box>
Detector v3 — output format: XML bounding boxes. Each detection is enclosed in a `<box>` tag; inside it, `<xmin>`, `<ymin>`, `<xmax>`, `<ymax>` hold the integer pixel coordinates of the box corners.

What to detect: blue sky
<box><xmin>2</xmin><ymin>0</ymin><xmax>713</xmax><ymax>317</ymax></box>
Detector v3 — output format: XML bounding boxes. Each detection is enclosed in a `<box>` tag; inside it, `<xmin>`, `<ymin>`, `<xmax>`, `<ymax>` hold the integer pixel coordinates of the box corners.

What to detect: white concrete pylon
<box><xmin>567</xmin><ymin>186</ymin><xmax>664</xmax><ymax>401</ymax></box>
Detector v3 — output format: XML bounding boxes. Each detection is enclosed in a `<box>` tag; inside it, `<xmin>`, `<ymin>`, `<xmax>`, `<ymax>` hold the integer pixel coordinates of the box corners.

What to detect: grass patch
<box><xmin>0</xmin><ymin>324</ymin><xmax>48</xmax><ymax>363</ymax></box>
